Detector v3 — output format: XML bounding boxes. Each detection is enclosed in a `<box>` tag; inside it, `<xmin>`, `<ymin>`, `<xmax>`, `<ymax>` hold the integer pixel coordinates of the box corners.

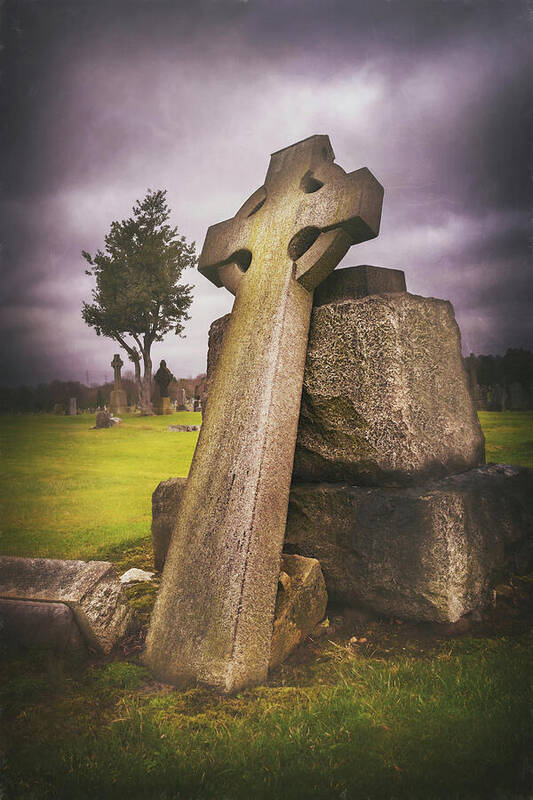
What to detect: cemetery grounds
<box><xmin>1</xmin><ymin>410</ymin><xmax>532</xmax><ymax>800</ymax></box>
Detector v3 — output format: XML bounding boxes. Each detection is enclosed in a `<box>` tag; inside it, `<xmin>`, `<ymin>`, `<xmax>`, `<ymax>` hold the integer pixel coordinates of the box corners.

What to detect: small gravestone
<box><xmin>69</xmin><ymin>397</ymin><xmax>77</xmax><ymax>416</ymax></box>
<box><xmin>145</xmin><ymin>135</ymin><xmax>383</xmax><ymax>691</ymax></box>
<box><xmin>53</xmin><ymin>403</ymin><xmax>64</xmax><ymax>415</ymax></box>
<box><xmin>509</xmin><ymin>381</ymin><xmax>527</xmax><ymax>410</ymax></box>
<box><xmin>154</xmin><ymin>360</ymin><xmax>174</xmax><ymax>415</ymax></box>
<box><xmin>168</xmin><ymin>424</ymin><xmax>200</xmax><ymax>432</ymax></box>
<box><xmin>95</xmin><ymin>410</ymin><xmax>112</xmax><ymax>428</ymax></box>
<box><xmin>176</xmin><ymin>387</ymin><xmax>187</xmax><ymax>410</ymax></box>
<box><xmin>110</xmin><ymin>354</ymin><xmax>128</xmax><ymax>416</ymax></box>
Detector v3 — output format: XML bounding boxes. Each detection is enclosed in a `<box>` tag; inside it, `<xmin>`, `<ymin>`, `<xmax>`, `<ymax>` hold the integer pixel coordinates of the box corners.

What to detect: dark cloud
<box><xmin>1</xmin><ymin>0</ymin><xmax>532</xmax><ymax>385</ymax></box>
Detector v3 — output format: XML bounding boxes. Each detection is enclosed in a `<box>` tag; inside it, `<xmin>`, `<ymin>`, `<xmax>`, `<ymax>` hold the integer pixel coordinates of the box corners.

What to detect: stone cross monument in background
<box><xmin>145</xmin><ymin>135</ymin><xmax>383</xmax><ymax>692</ymax></box>
<box><xmin>109</xmin><ymin>354</ymin><xmax>127</xmax><ymax>416</ymax></box>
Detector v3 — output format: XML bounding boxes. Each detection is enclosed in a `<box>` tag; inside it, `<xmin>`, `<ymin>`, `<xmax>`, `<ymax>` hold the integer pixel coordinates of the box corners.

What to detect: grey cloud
<box><xmin>1</xmin><ymin>0</ymin><xmax>531</xmax><ymax>385</ymax></box>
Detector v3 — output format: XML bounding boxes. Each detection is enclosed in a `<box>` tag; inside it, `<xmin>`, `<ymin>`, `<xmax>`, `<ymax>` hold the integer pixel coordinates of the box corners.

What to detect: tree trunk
<box><xmin>133</xmin><ymin>357</ymin><xmax>142</xmax><ymax>409</ymax></box>
<box><xmin>140</xmin><ymin>351</ymin><xmax>153</xmax><ymax>415</ymax></box>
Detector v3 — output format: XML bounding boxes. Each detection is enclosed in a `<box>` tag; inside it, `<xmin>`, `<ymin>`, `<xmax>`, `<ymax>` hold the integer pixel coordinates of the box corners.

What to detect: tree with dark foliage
<box><xmin>82</xmin><ymin>190</ymin><xmax>196</xmax><ymax>414</ymax></box>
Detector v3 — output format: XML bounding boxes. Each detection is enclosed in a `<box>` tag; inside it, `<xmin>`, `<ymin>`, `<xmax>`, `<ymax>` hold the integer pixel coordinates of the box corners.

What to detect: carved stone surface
<box><xmin>285</xmin><ymin>465</ymin><xmax>533</xmax><ymax>622</ymax></box>
<box><xmin>145</xmin><ymin>136</ymin><xmax>383</xmax><ymax>692</ymax></box>
<box><xmin>0</xmin><ymin>557</ymin><xmax>135</xmax><ymax>652</ymax></box>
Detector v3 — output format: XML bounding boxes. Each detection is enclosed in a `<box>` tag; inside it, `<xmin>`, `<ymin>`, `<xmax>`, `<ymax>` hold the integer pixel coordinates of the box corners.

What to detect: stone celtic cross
<box><xmin>111</xmin><ymin>353</ymin><xmax>123</xmax><ymax>390</ymax></box>
<box><xmin>145</xmin><ymin>135</ymin><xmax>383</xmax><ymax>692</ymax></box>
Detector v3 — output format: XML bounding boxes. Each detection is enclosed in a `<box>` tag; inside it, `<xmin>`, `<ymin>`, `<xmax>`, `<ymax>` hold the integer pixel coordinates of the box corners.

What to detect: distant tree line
<box><xmin>464</xmin><ymin>348</ymin><xmax>533</xmax><ymax>411</ymax></box>
<box><xmin>0</xmin><ymin>373</ymin><xmax>207</xmax><ymax>414</ymax></box>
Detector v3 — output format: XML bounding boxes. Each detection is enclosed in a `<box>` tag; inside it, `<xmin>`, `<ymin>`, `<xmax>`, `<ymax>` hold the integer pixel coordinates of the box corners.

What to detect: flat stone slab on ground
<box><xmin>0</xmin><ymin>598</ymin><xmax>86</xmax><ymax>653</ymax></box>
<box><xmin>167</xmin><ymin>425</ymin><xmax>200</xmax><ymax>432</ymax></box>
<box><xmin>285</xmin><ymin>465</ymin><xmax>533</xmax><ymax>622</ymax></box>
<box><xmin>0</xmin><ymin>557</ymin><xmax>135</xmax><ymax>652</ymax></box>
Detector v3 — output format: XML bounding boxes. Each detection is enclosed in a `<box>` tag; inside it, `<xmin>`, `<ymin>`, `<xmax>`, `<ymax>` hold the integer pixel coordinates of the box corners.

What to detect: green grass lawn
<box><xmin>1</xmin><ymin>410</ymin><xmax>532</xmax><ymax>799</ymax></box>
<box><xmin>0</xmin><ymin>412</ymin><xmax>201</xmax><ymax>559</ymax></box>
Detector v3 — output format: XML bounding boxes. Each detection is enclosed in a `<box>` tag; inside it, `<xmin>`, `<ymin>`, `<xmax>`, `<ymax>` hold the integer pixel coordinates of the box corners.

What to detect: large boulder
<box><xmin>0</xmin><ymin>557</ymin><xmax>135</xmax><ymax>653</ymax></box>
<box><xmin>285</xmin><ymin>465</ymin><xmax>533</xmax><ymax>622</ymax></box>
<box><xmin>206</xmin><ymin>267</ymin><xmax>484</xmax><ymax>486</ymax></box>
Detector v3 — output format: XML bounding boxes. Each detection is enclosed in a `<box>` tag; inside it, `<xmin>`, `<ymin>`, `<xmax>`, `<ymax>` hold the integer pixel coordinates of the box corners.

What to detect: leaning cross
<box><xmin>145</xmin><ymin>135</ymin><xmax>383</xmax><ymax>692</ymax></box>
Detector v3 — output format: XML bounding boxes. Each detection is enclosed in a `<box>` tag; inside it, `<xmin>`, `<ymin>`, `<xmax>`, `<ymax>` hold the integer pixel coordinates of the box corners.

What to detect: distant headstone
<box><xmin>168</xmin><ymin>424</ymin><xmax>200</xmax><ymax>432</ymax></box>
<box><xmin>193</xmin><ymin>398</ymin><xmax>202</xmax><ymax>412</ymax></box>
<box><xmin>110</xmin><ymin>354</ymin><xmax>128</xmax><ymax>416</ymax></box>
<box><xmin>95</xmin><ymin>410</ymin><xmax>111</xmax><ymax>428</ymax></box>
<box><xmin>154</xmin><ymin>360</ymin><xmax>174</xmax><ymax>415</ymax></box>
<box><xmin>53</xmin><ymin>403</ymin><xmax>64</xmax><ymax>415</ymax></box>
<box><xmin>177</xmin><ymin>388</ymin><xmax>187</xmax><ymax>410</ymax></box>
<box><xmin>69</xmin><ymin>397</ymin><xmax>77</xmax><ymax>416</ymax></box>
<box><xmin>509</xmin><ymin>381</ymin><xmax>527</xmax><ymax>410</ymax></box>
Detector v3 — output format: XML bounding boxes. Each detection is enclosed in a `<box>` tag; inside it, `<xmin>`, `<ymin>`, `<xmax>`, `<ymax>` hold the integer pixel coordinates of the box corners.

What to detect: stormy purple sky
<box><xmin>1</xmin><ymin>0</ymin><xmax>531</xmax><ymax>386</ymax></box>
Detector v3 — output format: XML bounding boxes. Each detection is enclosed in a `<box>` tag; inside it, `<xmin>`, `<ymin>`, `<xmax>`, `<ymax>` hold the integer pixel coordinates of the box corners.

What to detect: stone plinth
<box><xmin>313</xmin><ymin>264</ymin><xmax>406</xmax><ymax>306</ymax></box>
<box><xmin>207</xmin><ymin>271</ymin><xmax>485</xmax><ymax>487</ymax></box>
<box><xmin>0</xmin><ymin>557</ymin><xmax>135</xmax><ymax>652</ymax></box>
<box><xmin>155</xmin><ymin>397</ymin><xmax>173</xmax><ymax>415</ymax></box>
<box><xmin>110</xmin><ymin>389</ymin><xmax>128</xmax><ymax>416</ymax></box>
<box><xmin>285</xmin><ymin>465</ymin><xmax>533</xmax><ymax>622</ymax></box>
<box><xmin>151</xmin><ymin>466</ymin><xmax>533</xmax><ymax>623</ymax></box>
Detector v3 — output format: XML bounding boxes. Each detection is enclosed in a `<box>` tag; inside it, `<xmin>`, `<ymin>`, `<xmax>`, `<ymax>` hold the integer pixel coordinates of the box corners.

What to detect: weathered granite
<box><xmin>145</xmin><ymin>135</ymin><xmax>384</xmax><ymax>692</ymax></box>
<box><xmin>110</xmin><ymin>354</ymin><xmax>128</xmax><ymax>416</ymax></box>
<box><xmin>207</xmin><ymin>288</ymin><xmax>484</xmax><ymax>486</ymax></box>
<box><xmin>269</xmin><ymin>554</ymin><xmax>327</xmax><ymax>668</ymax></box>
<box><xmin>284</xmin><ymin>465</ymin><xmax>533</xmax><ymax>622</ymax></box>
<box><xmin>0</xmin><ymin>557</ymin><xmax>135</xmax><ymax>652</ymax></box>
<box><xmin>152</xmin><ymin>465</ymin><xmax>533</xmax><ymax>623</ymax></box>
<box><xmin>294</xmin><ymin>292</ymin><xmax>484</xmax><ymax>485</ymax></box>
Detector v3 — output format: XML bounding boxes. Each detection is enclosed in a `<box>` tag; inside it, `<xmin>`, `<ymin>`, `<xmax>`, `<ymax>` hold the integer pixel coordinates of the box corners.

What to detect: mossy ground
<box><xmin>1</xmin><ymin>410</ymin><xmax>533</xmax><ymax>799</ymax></box>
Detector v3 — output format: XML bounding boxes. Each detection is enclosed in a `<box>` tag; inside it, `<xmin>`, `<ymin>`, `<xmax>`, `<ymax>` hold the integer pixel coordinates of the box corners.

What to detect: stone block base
<box><xmin>151</xmin><ymin>465</ymin><xmax>533</xmax><ymax>623</ymax></box>
<box><xmin>110</xmin><ymin>389</ymin><xmax>128</xmax><ymax>416</ymax></box>
<box><xmin>155</xmin><ymin>397</ymin><xmax>173</xmax><ymax>415</ymax></box>
<box><xmin>286</xmin><ymin>465</ymin><xmax>533</xmax><ymax>622</ymax></box>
